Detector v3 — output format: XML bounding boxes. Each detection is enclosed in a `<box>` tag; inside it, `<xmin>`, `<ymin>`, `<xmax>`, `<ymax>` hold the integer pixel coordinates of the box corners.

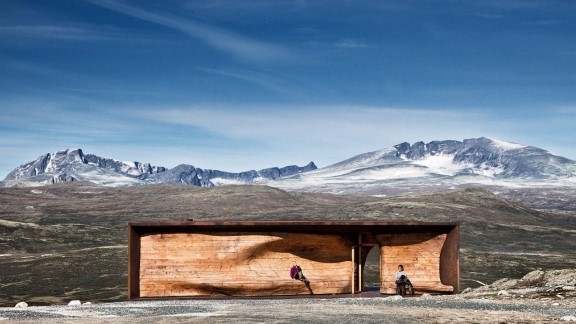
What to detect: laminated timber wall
<box><xmin>128</xmin><ymin>221</ymin><xmax>460</xmax><ymax>299</ymax></box>
<box><xmin>378</xmin><ymin>233</ymin><xmax>455</xmax><ymax>294</ymax></box>
<box><xmin>139</xmin><ymin>232</ymin><xmax>353</xmax><ymax>297</ymax></box>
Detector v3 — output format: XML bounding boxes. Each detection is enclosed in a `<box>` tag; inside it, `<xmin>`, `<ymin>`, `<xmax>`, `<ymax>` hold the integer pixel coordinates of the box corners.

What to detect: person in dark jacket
<box><xmin>396</xmin><ymin>264</ymin><xmax>408</xmax><ymax>295</ymax></box>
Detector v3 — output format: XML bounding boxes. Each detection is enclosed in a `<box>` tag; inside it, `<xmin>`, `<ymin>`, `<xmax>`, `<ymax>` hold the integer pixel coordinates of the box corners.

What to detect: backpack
<box><xmin>290</xmin><ymin>265</ymin><xmax>299</xmax><ymax>279</ymax></box>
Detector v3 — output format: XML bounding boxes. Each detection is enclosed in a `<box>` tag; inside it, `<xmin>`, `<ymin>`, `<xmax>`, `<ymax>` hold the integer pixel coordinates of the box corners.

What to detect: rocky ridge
<box><xmin>2</xmin><ymin>148</ymin><xmax>317</xmax><ymax>187</ymax></box>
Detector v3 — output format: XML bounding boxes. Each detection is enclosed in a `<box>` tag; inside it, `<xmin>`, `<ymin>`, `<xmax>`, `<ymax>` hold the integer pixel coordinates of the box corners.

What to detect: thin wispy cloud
<box><xmin>334</xmin><ymin>38</ymin><xmax>370</xmax><ymax>49</ymax></box>
<box><xmin>471</xmin><ymin>0</ymin><xmax>557</xmax><ymax>10</ymax></box>
<box><xmin>133</xmin><ymin>105</ymin><xmax>487</xmax><ymax>147</ymax></box>
<box><xmin>0</xmin><ymin>24</ymin><xmax>121</xmax><ymax>41</ymax></box>
<box><xmin>0</xmin><ymin>98</ymin><xmax>141</xmax><ymax>138</ymax></box>
<box><xmin>198</xmin><ymin>68</ymin><xmax>323</xmax><ymax>100</ymax></box>
<box><xmin>112</xmin><ymin>103</ymin><xmax>521</xmax><ymax>169</ymax></box>
<box><xmin>88</xmin><ymin>0</ymin><xmax>296</xmax><ymax>63</ymax></box>
<box><xmin>553</xmin><ymin>106</ymin><xmax>576</xmax><ymax>114</ymax></box>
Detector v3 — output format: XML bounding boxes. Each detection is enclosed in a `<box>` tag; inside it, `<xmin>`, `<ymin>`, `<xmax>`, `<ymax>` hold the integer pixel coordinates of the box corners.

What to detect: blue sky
<box><xmin>1</xmin><ymin>0</ymin><xmax>576</xmax><ymax>177</ymax></box>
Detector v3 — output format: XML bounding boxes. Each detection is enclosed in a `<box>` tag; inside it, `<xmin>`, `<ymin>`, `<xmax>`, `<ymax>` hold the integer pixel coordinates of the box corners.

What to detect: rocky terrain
<box><xmin>1</xmin><ymin>183</ymin><xmax>575</xmax><ymax>310</ymax></box>
<box><xmin>0</xmin><ymin>269</ymin><xmax>575</xmax><ymax>322</ymax></box>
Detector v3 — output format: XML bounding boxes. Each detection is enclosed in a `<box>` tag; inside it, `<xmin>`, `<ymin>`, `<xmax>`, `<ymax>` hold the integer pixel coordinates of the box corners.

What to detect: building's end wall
<box><xmin>378</xmin><ymin>233</ymin><xmax>455</xmax><ymax>294</ymax></box>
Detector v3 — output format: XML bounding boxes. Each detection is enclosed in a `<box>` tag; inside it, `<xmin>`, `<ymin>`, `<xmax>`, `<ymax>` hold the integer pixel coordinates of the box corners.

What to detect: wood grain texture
<box><xmin>378</xmin><ymin>233</ymin><xmax>454</xmax><ymax>294</ymax></box>
<box><xmin>139</xmin><ymin>232</ymin><xmax>353</xmax><ymax>297</ymax></box>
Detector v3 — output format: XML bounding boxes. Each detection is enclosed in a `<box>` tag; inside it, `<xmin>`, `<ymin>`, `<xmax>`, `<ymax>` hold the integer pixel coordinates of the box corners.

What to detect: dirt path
<box><xmin>1</xmin><ymin>295</ymin><xmax>575</xmax><ymax>323</ymax></box>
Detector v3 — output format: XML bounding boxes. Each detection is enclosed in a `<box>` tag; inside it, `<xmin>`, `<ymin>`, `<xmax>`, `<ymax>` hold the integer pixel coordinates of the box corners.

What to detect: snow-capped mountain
<box><xmin>5</xmin><ymin>149</ymin><xmax>166</xmax><ymax>181</ymax></box>
<box><xmin>1</xmin><ymin>149</ymin><xmax>317</xmax><ymax>188</ymax></box>
<box><xmin>268</xmin><ymin>137</ymin><xmax>576</xmax><ymax>195</ymax></box>
<box><xmin>3</xmin><ymin>138</ymin><xmax>575</xmax><ymax>192</ymax></box>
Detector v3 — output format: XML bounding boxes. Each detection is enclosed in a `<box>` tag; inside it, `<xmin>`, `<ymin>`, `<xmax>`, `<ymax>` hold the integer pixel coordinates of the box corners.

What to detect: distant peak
<box><xmin>305</xmin><ymin>161</ymin><xmax>317</xmax><ymax>169</ymax></box>
<box><xmin>54</xmin><ymin>148</ymin><xmax>84</xmax><ymax>157</ymax></box>
<box><xmin>57</xmin><ymin>148</ymin><xmax>82</xmax><ymax>153</ymax></box>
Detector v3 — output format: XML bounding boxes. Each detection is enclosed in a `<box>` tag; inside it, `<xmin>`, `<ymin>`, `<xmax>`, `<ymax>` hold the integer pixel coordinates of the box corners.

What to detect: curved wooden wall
<box><xmin>139</xmin><ymin>232</ymin><xmax>353</xmax><ymax>297</ymax></box>
<box><xmin>378</xmin><ymin>233</ymin><xmax>454</xmax><ymax>294</ymax></box>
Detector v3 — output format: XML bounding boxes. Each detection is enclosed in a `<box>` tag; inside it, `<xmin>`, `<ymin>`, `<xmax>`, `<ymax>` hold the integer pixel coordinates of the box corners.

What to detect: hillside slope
<box><xmin>1</xmin><ymin>183</ymin><xmax>574</xmax><ymax>306</ymax></box>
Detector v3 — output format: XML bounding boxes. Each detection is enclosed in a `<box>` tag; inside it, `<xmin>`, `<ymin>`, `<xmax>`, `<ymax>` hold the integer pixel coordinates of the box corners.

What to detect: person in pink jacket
<box><xmin>290</xmin><ymin>262</ymin><xmax>309</xmax><ymax>285</ymax></box>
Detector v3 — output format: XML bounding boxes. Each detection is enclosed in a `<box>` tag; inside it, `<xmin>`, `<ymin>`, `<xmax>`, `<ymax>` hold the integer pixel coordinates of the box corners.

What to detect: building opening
<box><xmin>363</xmin><ymin>245</ymin><xmax>380</xmax><ymax>292</ymax></box>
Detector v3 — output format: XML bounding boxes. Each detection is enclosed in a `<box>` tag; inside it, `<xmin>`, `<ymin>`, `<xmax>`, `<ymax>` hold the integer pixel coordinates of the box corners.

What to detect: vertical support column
<box><xmin>379</xmin><ymin>244</ymin><xmax>383</xmax><ymax>291</ymax></box>
<box><xmin>351</xmin><ymin>245</ymin><xmax>355</xmax><ymax>294</ymax></box>
<box><xmin>358</xmin><ymin>233</ymin><xmax>362</xmax><ymax>292</ymax></box>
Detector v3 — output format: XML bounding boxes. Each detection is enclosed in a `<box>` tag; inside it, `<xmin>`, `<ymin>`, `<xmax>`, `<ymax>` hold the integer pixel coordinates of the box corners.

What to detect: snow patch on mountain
<box><xmin>210</xmin><ymin>178</ymin><xmax>251</xmax><ymax>186</ymax></box>
<box><xmin>490</xmin><ymin>138</ymin><xmax>527</xmax><ymax>151</ymax></box>
<box><xmin>411</xmin><ymin>154</ymin><xmax>466</xmax><ymax>175</ymax></box>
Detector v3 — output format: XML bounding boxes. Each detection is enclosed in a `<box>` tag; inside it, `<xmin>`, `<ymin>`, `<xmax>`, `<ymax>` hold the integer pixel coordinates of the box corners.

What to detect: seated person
<box><xmin>395</xmin><ymin>264</ymin><xmax>409</xmax><ymax>295</ymax></box>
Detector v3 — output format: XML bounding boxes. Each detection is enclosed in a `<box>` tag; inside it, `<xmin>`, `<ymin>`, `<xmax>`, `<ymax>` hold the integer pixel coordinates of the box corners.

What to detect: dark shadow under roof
<box><xmin>129</xmin><ymin>220</ymin><xmax>460</xmax><ymax>234</ymax></box>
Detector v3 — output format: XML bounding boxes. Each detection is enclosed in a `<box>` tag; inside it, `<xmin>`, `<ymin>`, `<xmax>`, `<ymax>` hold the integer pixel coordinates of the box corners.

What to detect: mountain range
<box><xmin>2</xmin><ymin>148</ymin><xmax>316</xmax><ymax>188</ymax></box>
<box><xmin>3</xmin><ymin>137</ymin><xmax>576</xmax><ymax>193</ymax></box>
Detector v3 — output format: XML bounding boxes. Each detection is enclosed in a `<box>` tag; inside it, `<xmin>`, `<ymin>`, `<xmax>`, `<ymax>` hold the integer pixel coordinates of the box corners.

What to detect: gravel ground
<box><xmin>1</xmin><ymin>295</ymin><xmax>575</xmax><ymax>323</ymax></box>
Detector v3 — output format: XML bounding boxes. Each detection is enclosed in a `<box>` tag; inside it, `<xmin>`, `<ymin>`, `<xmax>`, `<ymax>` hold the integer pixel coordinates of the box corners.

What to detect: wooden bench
<box><xmin>381</xmin><ymin>281</ymin><xmax>453</xmax><ymax>295</ymax></box>
<box><xmin>140</xmin><ymin>279</ymin><xmax>351</xmax><ymax>297</ymax></box>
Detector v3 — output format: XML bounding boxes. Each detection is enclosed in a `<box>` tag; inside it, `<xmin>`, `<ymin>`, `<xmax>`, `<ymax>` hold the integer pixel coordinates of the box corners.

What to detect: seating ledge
<box><xmin>413</xmin><ymin>282</ymin><xmax>454</xmax><ymax>293</ymax></box>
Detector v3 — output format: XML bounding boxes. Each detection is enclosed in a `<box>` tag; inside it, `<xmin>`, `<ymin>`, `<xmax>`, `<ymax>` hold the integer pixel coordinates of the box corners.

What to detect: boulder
<box><xmin>68</xmin><ymin>300</ymin><xmax>81</xmax><ymax>306</ymax></box>
<box><xmin>14</xmin><ymin>302</ymin><xmax>28</xmax><ymax>308</ymax></box>
<box><xmin>521</xmin><ymin>270</ymin><xmax>545</xmax><ymax>285</ymax></box>
<box><xmin>500</xmin><ymin>279</ymin><xmax>519</xmax><ymax>289</ymax></box>
<box><xmin>543</xmin><ymin>270</ymin><xmax>576</xmax><ymax>286</ymax></box>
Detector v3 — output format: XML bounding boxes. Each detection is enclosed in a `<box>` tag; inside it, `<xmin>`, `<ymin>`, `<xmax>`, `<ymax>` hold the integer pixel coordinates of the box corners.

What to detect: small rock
<box><xmin>420</xmin><ymin>293</ymin><xmax>432</xmax><ymax>298</ymax></box>
<box><xmin>558</xmin><ymin>294</ymin><xmax>566</xmax><ymax>299</ymax></box>
<box><xmin>554</xmin><ymin>286</ymin><xmax>564</xmax><ymax>292</ymax></box>
<box><xmin>563</xmin><ymin>286</ymin><xmax>576</xmax><ymax>291</ymax></box>
<box><xmin>497</xmin><ymin>290</ymin><xmax>510</xmax><ymax>296</ymax></box>
<box><xmin>461</xmin><ymin>287</ymin><xmax>472</xmax><ymax>294</ymax></box>
<box><xmin>14</xmin><ymin>302</ymin><xmax>28</xmax><ymax>308</ymax></box>
<box><xmin>552</xmin><ymin>302</ymin><xmax>560</xmax><ymax>306</ymax></box>
<box><xmin>561</xmin><ymin>315</ymin><xmax>576</xmax><ymax>322</ymax></box>
<box><xmin>385</xmin><ymin>295</ymin><xmax>403</xmax><ymax>301</ymax></box>
<box><xmin>83</xmin><ymin>302</ymin><xmax>92</xmax><ymax>305</ymax></box>
<box><xmin>68</xmin><ymin>300</ymin><xmax>81</xmax><ymax>306</ymax></box>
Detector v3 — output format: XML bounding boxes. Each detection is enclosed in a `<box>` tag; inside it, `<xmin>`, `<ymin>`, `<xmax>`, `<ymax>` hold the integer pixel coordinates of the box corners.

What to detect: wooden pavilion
<box><xmin>128</xmin><ymin>220</ymin><xmax>459</xmax><ymax>299</ymax></box>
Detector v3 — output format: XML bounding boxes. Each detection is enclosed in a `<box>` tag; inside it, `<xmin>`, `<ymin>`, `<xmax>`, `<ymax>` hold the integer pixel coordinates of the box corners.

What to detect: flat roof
<box><xmin>129</xmin><ymin>220</ymin><xmax>460</xmax><ymax>234</ymax></box>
